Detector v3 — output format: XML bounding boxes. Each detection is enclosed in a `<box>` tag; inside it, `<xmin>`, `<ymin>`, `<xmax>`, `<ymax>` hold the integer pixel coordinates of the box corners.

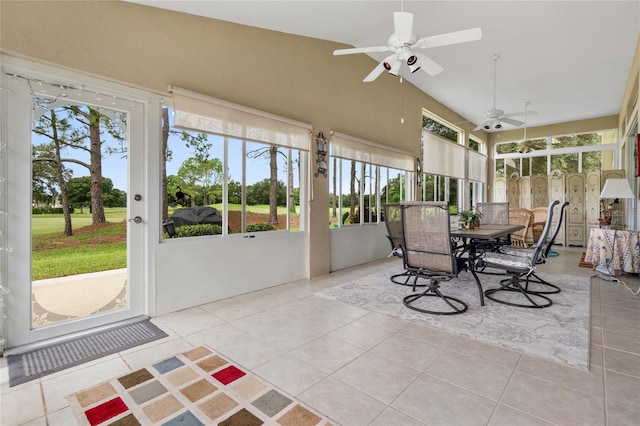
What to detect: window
<box><xmin>469</xmin><ymin>136</ymin><xmax>483</xmax><ymax>153</ymax></box>
<box><xmin>329</xmin><ymin>132</ymin><xmax>414</xmax><ymax>227</ymax></box>
<box><xmin>495</xmin><ymin>131</ymin><xmax>616</xmax><ymax>176</ymax></box>
<box><xmin>421</xmin><ymin>110</ymin><xmax>486</xmax><ymax>212</ymax></box>
<box><xmin>165</xmin><ymin>88</ymin><xmax>310</xmax><ymax>239</ymax></box>
<box><xmin>423</xmin><ymin>114</ymin><xmax>460</xmax><ymax>143</ymax></box>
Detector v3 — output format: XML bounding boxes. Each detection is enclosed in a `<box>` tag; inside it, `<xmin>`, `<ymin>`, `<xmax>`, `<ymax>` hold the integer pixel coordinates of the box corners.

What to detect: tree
<box><xmin>62</xmin><ymin>105</ymin><xmax>125</xmax><ymax>224</ymax></box>
<box><xmin>423</xmin><ymin>116</ymin><xmax>458</xmax><ymax>142</ymax></box>
<box><xmin>66</xmin><ymin>177</ymin><xmax>124</xmax><ymax>208</ymax></box>
<box><xmin>176</xmin><ymin>157</ymin><xmax>223</xmax><ymax>205</ymax></box>
<box><xmin>162</xmin><ymin>122</ymin><xmax>218</xmax><ymax>217</ymax></box>
<box><xmin>161</xmin><ymin>108</ymin><xmax>170</xmax><ymax>221</ymax></box>
<box><xmin>33</xmin><ymin>100</ymin><xmax>126</xmax><ymax>226</ymax></box>
<box><xmin>332</xmin><ymin>157</ymin><xmax>337</xmax><ymax>218</ymax></box>
<box><xmin>32</xmin><ymin>143</ymin><xmax>71</xmax><ymax>207</ymax></box>
<box><xmin>32</xmin><ymin>109</ymin><xmax>75</xmax><ymax>235</ymax></box>
<box><xmin>228</xmin><ymin>180</ymin><xmax>242</xmax><ymax>204</ymax></box>
<box><xmin>247</xmin><ymin>145</ymin><xmax>291</xmax><ymax>225</ymax></box>
<box><xmin>349</xmin><ymin>160</ymin><xmax>357</xmax><ymax>219</ymax></box>
<box><xmin>246</xmin><ymin>178</ymin><xmax>286</xmax><ymax>206</ymax></box>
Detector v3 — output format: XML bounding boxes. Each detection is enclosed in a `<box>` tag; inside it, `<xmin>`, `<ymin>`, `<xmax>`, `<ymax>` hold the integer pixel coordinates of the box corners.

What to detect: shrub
<box><xmin>32</xmin><ymin>207</ymin><xmax>75</xmax><ymax>215</ymax></box>
<box><xmin>171</xmin><ymin>224</ymin><xmax>222</xmax><ymax>238</ymax></box>
<box><xmin>245</xmin><ymin>223</ymin><xmax>274</xmax><ymax>232</ymax></box>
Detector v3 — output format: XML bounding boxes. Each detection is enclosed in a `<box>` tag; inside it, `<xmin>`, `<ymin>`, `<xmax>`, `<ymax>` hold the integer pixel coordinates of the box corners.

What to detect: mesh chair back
<box><xmin>383</xmin><ymin>203</ymin><xmax>403</xmax><ymax>255</ymax></box>
<box><xmin>477</xmin><ymin>202</ymin><xmax>509</xmax><ymax>225</ymax></box>
<box><xmin>527</xmin><ymin>200</ymin><xmax>560</xmax><ymax>264</ymax></box>
<box><xmin>400</xmin><ymin>202</ymin><xmax>455</xmax><ymax>274</ymax></box>
<box><xmin>542</xmin><ymin>201</ymin><xmax>569</xmax><ymax>258</ymax></box>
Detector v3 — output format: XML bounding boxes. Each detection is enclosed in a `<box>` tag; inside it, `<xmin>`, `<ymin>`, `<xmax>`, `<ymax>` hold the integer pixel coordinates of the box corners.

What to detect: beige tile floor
<box><xmin>1</xmin><ymin>246</ymin><xmax>639</xmax><ymax>425</ymax></box>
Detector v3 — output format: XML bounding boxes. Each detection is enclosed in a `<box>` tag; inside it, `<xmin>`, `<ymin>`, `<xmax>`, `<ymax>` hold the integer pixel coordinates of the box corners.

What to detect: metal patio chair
<box><xmin>479</xmin><ymin>200</ymin><xmax>560</xmax><ymax>308</ymax></box>
<box><xmin>399</xmin><ymin>202</ymin><xmax>467</xmax><ymax>315</ymax></box>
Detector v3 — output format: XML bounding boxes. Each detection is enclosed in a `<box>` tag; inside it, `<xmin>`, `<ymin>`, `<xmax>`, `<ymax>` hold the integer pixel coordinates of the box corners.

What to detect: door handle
<box><xmin>128</xmin><ymin>216</ymin><xmax>143</xmax><ymax>224</ymax></box>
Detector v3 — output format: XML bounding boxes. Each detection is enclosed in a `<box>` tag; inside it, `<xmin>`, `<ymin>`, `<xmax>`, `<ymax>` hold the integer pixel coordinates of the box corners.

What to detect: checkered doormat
<box><xmin>68</xmin><ymin>345</ymin><xmax>333</xmax><ymax>425</ymax></box>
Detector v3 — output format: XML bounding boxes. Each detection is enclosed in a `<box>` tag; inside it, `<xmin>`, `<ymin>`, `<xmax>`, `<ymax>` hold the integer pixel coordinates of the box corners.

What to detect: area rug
<box><xmin>316</xmin><ymin>268</ymin><xmax>591</xmax><ymax>370</ymax></box>
<box><xmin>8</xmin><ymin>319</ymin><xmax>168</xmax><ymax>387</ymax></box>
<box><xmin>68</xmin><ymin>345</ymin><xmax>333</xmax><ymax>426</ymax></box>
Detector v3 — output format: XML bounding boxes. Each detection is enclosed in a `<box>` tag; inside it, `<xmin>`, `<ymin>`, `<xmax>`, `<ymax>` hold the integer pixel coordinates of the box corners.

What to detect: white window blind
<box><xmin>171</xmin><ymin>87</ymin><xmax>311</xmax><ymax>151</ymax></box>
<box><xmin>468</xmin><ymin>150</ymin><xmax>488</xmax><ymax>183</ymax></box>
<box><xmin>421</xmin><ymin>129</ymin><xmax>465</xmax><ymax>179</ymax></box>
<box><xmin>331</xmin><ymin>132</ymin><xmax>415</xmax><ymax>171</ymax></box>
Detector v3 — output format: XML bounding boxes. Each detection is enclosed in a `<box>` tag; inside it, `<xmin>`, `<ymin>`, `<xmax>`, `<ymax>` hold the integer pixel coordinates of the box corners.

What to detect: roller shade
<box><xmin>171</xmin><ymin>87</ymin><xmax>311</xmax><ymax>151</ymax></box>
<box><xmin>331</xmin><ymin>132</ymin><xmax>415</xmax><ymax>171</ymax></box>
<box><xmin>468</xmin><ymin>150</ymin><xmax>488</xmax><ymax>183</ymax></box>
<box><xmin>421</xmin><ymin>130</ymin><xmax>465</xmax><ymax>179</ymax></box>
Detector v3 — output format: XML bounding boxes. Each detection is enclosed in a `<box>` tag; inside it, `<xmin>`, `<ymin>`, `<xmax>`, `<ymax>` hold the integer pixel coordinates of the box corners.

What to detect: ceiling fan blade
<box><xmin>393</xmin><ymin>11</ymin><xmax>414</xmax><ymax>40</ymax></box>
<box><xmin>503</xmin><ymin>110</ymin><xmax>538</xmax><ymax>118</ymax></box>
<box><xmin>415</xmin><ymin>27</ymin><xmax>482</xmax><ymax>49</ymax></box>
<box><xmin>333</xmin><ymin>45</ymin><xmax>391</xmax><ymax>55</ymax></box>
<box><xmin>363</xmin><ymin>62</ymin><xmax>386</xmax><ymax>82</ymax></box>
<box><xmin>500</xmin><ymin>117</ymin><xmax>525</xmax><ymax>127</ymax></box>
<box><xmin>416</xmin><ymin>53</ymin><xmax>444</xmax><ymax>76</ymax></box>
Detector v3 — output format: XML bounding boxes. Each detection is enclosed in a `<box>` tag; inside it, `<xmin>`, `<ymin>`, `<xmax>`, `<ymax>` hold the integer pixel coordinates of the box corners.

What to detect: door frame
<box><xmin>2</xmin><ymin>56</ymin><xmax>158</xmax><ymax>349</ymax></box>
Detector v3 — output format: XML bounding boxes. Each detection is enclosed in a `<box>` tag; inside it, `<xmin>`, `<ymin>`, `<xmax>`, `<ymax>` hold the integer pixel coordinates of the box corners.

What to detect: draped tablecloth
<box><xmin>584</xmin><ymin>228</ymin><xmax>640</xmax><ymax>274</ymax></box>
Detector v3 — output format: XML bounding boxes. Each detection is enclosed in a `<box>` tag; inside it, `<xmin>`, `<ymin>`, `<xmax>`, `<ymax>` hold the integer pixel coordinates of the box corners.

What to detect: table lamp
<box><xmin>600</xmin><ymin>178</ymin><xmax>635</xmax><ymax>230</ymax></box>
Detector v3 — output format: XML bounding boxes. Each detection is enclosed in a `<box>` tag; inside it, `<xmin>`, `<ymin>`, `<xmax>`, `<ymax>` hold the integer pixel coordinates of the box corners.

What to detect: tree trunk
<box><xmin>50</xmin><ymin>110</ymin><xmax>73</xmax><ymax>236</ymax></box>
<box><xmin>269</xmin><ymin>145</ymin><xmax>278</xmax><ymax>225</ymax></box>
<box><xmin>161</xmin><ymin>108</ymin><xmax>169</xmax><ymax>222</ymax></box>
<box><xmin>332</xmin><ymin>157</ymin><xmax>337</xmax><ymax>217</ymax></box>
<box><xmin>288</xmin><ymin>151</ymin><xmax>296</xmax><ymax>213</ymax></box>
<box><xmin>88</xmin><ymin>108</ymin><xmax>106</xmax><ymax>224</ymax></box>
<box><xmin>350</xmin><ymin>160</ymin><xmax>356</xmax><ymax>219</ymax></box>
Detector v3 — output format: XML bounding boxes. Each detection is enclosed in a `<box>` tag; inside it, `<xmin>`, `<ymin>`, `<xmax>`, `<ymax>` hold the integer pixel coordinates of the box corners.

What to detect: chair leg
<box><xmin>519</xmin><ymin>272</ymin><xmax>561</xmax><ymax>294</ymax></box>
<box><xmin>403</xmin><ymin>280</ymin><xmax>468</xmax><ymax>315</ymax></box>
<box><xmin>469</xmin><ymin>268</ymin><xmax>485</xmax><ymax>306</ymax></box>
<box><xmin>484</xmin><ymin>275</ymin><xmax>552</xmax><ymax>308</ymax></box>
<box><xmin>390</xmin><ymin>271</ymin><xmax>427</xmax><ymax>287</ymax></box>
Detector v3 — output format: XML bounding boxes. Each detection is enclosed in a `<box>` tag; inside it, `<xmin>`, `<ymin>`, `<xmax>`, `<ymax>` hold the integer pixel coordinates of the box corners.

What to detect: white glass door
<box><xmin>4</xmin><ymin>59</ymin><xmax>147</xmax><ymax>348</ymax></box>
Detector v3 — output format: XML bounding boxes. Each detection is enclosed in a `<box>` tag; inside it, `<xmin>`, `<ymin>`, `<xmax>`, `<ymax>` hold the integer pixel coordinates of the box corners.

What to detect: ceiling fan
<box><xmin>474</xmin><ymin>54</ymin><xmax>536</xmax><ymax>131</ymax></box>
<box><xmin>333</xmin><ymin>9</ymin><xmax>482</xmax><ymax>82</ymax></box>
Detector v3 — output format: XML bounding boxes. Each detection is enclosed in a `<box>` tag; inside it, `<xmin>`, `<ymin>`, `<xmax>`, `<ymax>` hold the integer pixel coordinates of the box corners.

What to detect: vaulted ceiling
<box><xmin>129</xmin><ymin>1</ymin><xmax>639</xmax><ymax>132</ymax></box>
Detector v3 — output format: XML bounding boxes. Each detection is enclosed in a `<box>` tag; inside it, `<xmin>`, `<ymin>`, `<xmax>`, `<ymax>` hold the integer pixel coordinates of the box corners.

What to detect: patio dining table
<box><xmin>451</xmin><ymin>224</ymin><xmax>525</xmax><ymax>306</ymax></box>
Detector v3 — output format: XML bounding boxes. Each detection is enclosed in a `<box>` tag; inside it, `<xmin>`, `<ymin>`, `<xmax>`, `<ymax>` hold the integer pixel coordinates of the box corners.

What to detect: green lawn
<box><xmin>32</xmin><ymin>208</ymin><xmax>127</xmax><ymax>237</ymax></box>
<box><xmin>32</xmin><ymin>242</ymin><xmax>126</xmax><ymax>280</ymax></box>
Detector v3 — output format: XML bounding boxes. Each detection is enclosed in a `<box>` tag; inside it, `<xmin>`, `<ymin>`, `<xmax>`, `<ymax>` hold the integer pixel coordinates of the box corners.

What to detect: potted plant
<box><xmin>459</xmin><ymin>207</ymin><xmax>483</xmax><ymax>229</ymax></box>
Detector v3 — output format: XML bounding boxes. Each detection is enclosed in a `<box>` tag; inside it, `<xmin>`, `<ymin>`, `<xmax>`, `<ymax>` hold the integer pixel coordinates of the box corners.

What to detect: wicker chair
<box><xmin>508</xmin><ymin>207</ymin><xmax>534</xmax><ymax>247</ymax></box>
<box><xmin>480</xmin><ymin>200</ymin><xmax>560</xmax><ymax>308</ymax></box>
<box><xmin>399</xmin><ymin>202</ymin><xmax>467</xmax><ymax>315</ymax></box>
<box><xmin>531</xmin><ymin>207</ymin><xmax>548</xmax><ymax>241</ymax></box>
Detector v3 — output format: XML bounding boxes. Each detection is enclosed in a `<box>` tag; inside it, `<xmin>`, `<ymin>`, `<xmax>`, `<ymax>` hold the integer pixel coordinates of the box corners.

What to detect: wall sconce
<box><xmin>416</xmin><ymin>158</ymin><xmax>422</xmax><ymax>187</ymax></box>
<box><xmin>315</xmin><ymin>131</ymin><xmax>328</xmax><ymax>177</ymax></box>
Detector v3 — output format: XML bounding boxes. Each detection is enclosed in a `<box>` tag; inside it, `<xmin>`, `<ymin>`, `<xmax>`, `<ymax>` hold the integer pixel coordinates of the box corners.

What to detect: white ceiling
<box><xmin>130</xmin><ymin>1</ymin><xmax>639</xmax><ymax>132</ymax></box>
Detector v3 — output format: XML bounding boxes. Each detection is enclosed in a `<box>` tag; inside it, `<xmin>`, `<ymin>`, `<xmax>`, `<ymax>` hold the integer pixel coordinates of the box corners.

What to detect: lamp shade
<box><xmin>600</xmin><ymin>178</ymin><xmax>635</xmax><ymax>200</ymax></box>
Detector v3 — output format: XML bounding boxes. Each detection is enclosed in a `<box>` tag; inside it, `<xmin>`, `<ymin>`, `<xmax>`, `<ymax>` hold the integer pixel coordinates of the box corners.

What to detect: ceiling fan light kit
<box><xmin>333</xmin><ymin>11</ymin><xmax>481</xmax><ymax>82</ymax></box>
